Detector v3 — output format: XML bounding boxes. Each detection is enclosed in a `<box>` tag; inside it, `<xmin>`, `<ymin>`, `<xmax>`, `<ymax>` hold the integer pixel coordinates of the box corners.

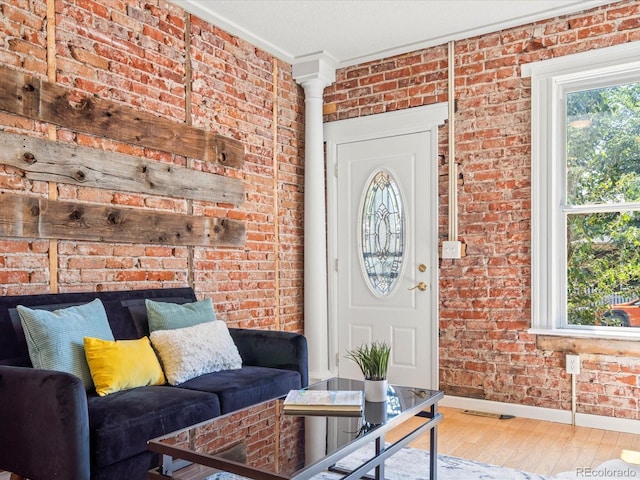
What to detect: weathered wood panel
<box><xmin>0</xmin><ymin>131</ymin><xmax>245</xmax><ymax>206</ymax></box>
<box><xmin>0</xmin><ymin>193</ymin><xmax>245</xmax><ymax>247</ymax></box>
<box><xmin>537</xmin><ymin>335</ymin><xmax>640</xmax><ymax>357</ymax></box>
<box><xmin>0</xmin><ymin>67</ymin><xmax>244</xmax><ymax>168</ymax></box>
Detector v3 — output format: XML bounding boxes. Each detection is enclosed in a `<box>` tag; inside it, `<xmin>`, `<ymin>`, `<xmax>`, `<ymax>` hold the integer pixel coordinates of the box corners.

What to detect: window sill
<box><xmin>529</xmin><ymin>328</ymin><xmax>640</xmax><ymax>356</ymax></box>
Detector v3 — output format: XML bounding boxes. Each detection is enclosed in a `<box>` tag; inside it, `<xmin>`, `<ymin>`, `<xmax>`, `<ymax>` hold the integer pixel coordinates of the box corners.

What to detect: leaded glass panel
<box><xmin>360</xmin><ymin>169</ymin><xmax>405</xmax><ymax>296</ymax></box>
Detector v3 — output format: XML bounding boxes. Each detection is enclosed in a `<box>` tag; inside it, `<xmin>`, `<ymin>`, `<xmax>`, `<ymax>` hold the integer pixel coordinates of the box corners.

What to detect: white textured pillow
<box><xmin>150</xmin><ymin>321</ymin><xmax>242</xmax><ymax>385</ymax></box>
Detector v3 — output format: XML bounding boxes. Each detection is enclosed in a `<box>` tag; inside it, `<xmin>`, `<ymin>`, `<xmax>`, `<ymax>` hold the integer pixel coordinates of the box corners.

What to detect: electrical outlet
<box><xmin>442</xmin><ymin>240</ymin><xmax>462</xmax><ymax>259</ymax></box>
<box><xmin>566</xmin><ymin>354</ymin><xmax>580</xmax><ymax>375</ymax></box>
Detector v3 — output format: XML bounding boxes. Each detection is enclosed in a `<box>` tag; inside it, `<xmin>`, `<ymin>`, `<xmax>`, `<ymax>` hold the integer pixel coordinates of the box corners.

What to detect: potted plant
<box><xmin>345</xmin><ymin>340</ymin><xmax>391</xmax><ymax>402</ymax></box>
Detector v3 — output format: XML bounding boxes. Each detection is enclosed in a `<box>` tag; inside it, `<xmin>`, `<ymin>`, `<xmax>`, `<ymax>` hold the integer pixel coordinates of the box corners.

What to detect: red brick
<box><xmin>0</xmin><ymin>240</ymin><xmax>30</xmax><ymax>254</ymax></box>
<box><xmin>8</xmin><ymin>38</ymin><xmax>46</xmax><ymax>60</ymax></box>
<box><xmin>620</xmin><ymin>17</ymin><xmax>640</xmax><ymax>31</ymax></box>
<box><xmin>115</xmin><ymin>271</ymin><xmax>147</xmax><ymax>282</ymax></box>
<box><xmin>0</xmin><ymin>271</ymin><xmax>30</xmax><ymax>283</ymax></box>
<box><xmin>145</xmin><ymin>246</ymin><xmax>174</xmax><ymax>257</ymax></box>
<box><xmin>577</xmin><ymin>23</ymin><xmax>616</xmax><ymax>39</ymax></box>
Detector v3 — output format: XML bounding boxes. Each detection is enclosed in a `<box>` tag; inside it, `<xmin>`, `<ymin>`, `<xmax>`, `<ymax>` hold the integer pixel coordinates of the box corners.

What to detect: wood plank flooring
<box><xmin>387</xmin><ymin>406</ymin><xmax>640</xmax><ymax>477</ymax></box>
<box><xmin>2</xmin><ymin>406</ymin><xmax>637</xmax><ymax>479</ymax></box>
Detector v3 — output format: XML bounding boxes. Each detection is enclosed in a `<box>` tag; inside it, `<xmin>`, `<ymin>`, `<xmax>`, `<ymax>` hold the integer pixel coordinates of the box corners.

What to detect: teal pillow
<box><xmin>145</xmin><ymin>298</ymin><xmax>216</xmax><ymax>333</ymax></box>
<box><xmin>17</xmin><ymin>299</ymin><xmax>114</xmax><ymax>390</ymax></box>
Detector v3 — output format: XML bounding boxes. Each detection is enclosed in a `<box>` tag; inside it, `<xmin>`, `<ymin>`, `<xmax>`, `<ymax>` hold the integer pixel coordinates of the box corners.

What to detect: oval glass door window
<box><xmin>359</xmin><ymin>169</ymin><xmax>405</xmax><ymax>296</ymax></box>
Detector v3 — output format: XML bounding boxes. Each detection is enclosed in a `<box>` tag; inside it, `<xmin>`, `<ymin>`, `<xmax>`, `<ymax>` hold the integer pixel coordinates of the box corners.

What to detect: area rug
<box><xmin>327</xmin><ymin>443</ymin><xmax>551</xmax><ymax>480</ymax></box>
<box><xmin>204</xmin><ymin>444</ymin><xmax>552</xmax><ymax>480</ymax></box>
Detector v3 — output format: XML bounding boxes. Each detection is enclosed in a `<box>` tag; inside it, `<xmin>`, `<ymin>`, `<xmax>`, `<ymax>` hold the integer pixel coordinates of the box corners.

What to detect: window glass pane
<box><xmin>360</xmin><ymin>170</ymin><xmax>405</xmax><ymax>296</ymax></box>
<box><xmin>566</xmin><ymin>211</ymin><xmax>640</xmax><ymax>326</ymax></box>
<box><xmin>566</xmin><ymin>83</ymin><xmax>640</xmax><ymax>206</ymax></box>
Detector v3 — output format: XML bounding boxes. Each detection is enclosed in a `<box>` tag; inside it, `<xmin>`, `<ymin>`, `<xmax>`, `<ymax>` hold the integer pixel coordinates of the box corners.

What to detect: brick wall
<box><xmin>0</xmin><ymin>0</ymin><xmax>305</xmax><ymax>332</ymax></box>
<box><xmin>325</xmin><ymin>0</ymin><xmax>640</xmax><ymax>419</ymax></box>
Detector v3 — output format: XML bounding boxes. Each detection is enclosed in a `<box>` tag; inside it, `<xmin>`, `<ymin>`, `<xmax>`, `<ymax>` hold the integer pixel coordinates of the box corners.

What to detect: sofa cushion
<box><xmin>0</xmin><ymin>287</ymin><xmax>198</xmax><ymax>367</ymax></box>
<box><xmin>87</xmin><ymin>385</ymin><xmax>220</xmax><ymax>468</ymax></box>
<box><xmin>177</xmin><ymin>366</ymin><xmax>302</xmax><ymax>414</ymax></box>
<box><xmin>146</xmin><ymin>298</ymin><xmax>216</xmax><ymax>332</ymax></box>
<box><xmin>150</xmin><ymin>320</ymin><xmax>242</xmax><ymax>385</ymax></box>
<box><xmin>84</xmin><ymin>336</ymin><xmax>166</xmax><ymax>396</ymax></box>
<box><xmin>16</xmin><ymin>299</ymin><xmax>114</xmax><ymax>389</ymax></box>
<box><xmin>121</xmin><ymin>296</ymin><xmax>195</xmax><ymax>338</ymax></box>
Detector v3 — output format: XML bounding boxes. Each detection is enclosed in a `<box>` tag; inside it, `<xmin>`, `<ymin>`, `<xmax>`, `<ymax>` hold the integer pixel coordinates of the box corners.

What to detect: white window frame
<box><xmin>523</xmin><ymin>42</ymin><xmax>640</xmax><ymax>340</ymax></box>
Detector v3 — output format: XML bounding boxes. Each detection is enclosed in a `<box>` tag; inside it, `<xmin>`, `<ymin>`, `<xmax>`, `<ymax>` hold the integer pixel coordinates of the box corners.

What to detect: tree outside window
<box><xmin>565</xmin><ymin>83</ymin><xmax>640</xmax><ymax>327</ymax></box>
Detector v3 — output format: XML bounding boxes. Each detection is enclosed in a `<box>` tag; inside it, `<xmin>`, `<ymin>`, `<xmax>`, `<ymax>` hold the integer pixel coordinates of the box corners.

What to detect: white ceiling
<box><xmin>174</xmin><ymin>0</ymin><xmax>614</xmax><ymax>68</ymax></box>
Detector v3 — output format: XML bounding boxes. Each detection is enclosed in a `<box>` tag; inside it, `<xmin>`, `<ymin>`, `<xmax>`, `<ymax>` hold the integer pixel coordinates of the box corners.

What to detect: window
<box><xmin>523</xmin><ymin>43</ymin><xmax>640</xmax><ymax>339</ymax></box>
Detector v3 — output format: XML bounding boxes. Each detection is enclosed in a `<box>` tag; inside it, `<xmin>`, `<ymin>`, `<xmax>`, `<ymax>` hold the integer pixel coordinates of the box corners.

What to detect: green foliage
<box><xmin>345</xmin><ymin>341</ymin><xmax>391</xmax><ymax>381</ymax></box>
<box><xmin>566</xmin><ymin>82</ymin><xmax>640</xmax><ymax>325</ymax></box>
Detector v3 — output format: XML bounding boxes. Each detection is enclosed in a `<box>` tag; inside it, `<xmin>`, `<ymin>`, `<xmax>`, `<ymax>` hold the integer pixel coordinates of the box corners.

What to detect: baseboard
<box><xmin>441</xmin><ymin>395</ymin><xmax>640</xmax><ymax>434</ymax></box>
<box><xmin>441</xmin><ymin>395</ymin><xmax>571</xmax><ymax>424</ymax></box>
<box><xmin>574</xmin><ymin>412</ymin><xmax>640</xmax><ymax>434</ymax></box>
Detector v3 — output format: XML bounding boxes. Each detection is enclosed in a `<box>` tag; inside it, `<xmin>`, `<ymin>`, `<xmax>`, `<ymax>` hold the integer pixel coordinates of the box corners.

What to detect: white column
<box><xmin>293</xmin><ymin>54</ymin><xmax>335</xmax><ymax>381</ymax></box>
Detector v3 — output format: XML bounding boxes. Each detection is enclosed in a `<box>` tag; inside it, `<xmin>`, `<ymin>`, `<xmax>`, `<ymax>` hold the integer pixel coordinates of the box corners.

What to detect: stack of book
<box><xmin>283</xmin><ymin>389</ymin><xmax>364</xmax><ymax>416</ymax></box>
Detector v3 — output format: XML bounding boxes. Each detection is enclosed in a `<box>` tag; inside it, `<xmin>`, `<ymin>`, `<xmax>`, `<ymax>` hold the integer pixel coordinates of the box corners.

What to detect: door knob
<box><xmin>408</xmin><ymin>281</ymin><xmax>427</xmax><ymax>292</ymax></box>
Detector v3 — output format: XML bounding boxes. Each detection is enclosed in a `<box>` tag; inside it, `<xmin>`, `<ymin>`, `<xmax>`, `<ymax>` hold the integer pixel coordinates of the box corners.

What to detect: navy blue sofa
<box><xmin>0</xmin><ymin>287</ymin><xmax>308</xmax><ymax>480</ymax></box>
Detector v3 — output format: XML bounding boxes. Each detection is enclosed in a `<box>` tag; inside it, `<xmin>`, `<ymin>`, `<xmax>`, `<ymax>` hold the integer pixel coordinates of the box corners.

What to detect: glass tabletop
<box><xmin>148</xmin><ymin>377</ymin><xmax>442</xmax><ymax>480</ymax></box>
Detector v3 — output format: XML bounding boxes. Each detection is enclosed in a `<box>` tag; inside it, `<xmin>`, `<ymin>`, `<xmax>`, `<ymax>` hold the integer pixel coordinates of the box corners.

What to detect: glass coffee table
<box><xmin>148</xmin><ymin>377</ymin><xmax>443</xmax><ymax>480</ymax></box>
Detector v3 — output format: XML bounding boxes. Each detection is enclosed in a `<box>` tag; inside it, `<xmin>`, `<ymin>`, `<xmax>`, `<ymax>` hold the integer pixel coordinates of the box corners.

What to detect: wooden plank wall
<box><xmin>0</xmin><ymin>132</ymin><xmax>245</xmax><ymax>206</ymax></box>
<box><xmin>0</xmin><ymin>193</ymin><xmax>245</xmax><ymax>248</ymax></box>
<box><xmin>0</xmin><ymin>65</ymin><xmax>246</xmax><ymax>249</ymax></box>
<box><xmin>0</xmin><ymin>66</ymin><xmax>244</xmax><ymax>168</ymax></box>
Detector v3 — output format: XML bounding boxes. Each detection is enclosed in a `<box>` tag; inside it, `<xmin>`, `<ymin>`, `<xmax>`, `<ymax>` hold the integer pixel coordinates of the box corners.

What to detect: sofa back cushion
<box><xmin>0</xmin><ymin>287</ymin><xmax>197</xmax><ymax>367</ymax></box>
<box><xmin>122</xmin><ymin>296</ymin><xmax>200</xmax><ymax>338</ymax></box>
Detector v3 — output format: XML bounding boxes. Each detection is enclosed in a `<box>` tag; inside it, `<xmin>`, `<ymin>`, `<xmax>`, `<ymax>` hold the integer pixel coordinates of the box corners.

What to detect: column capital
<box><xmin>292</xmin><ymin>52</ymin><xmax>337</xmax><ymax>89</ymax></box>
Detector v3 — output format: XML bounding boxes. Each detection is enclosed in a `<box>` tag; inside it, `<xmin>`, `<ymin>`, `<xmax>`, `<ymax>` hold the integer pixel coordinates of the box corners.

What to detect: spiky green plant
<box><xmin>345</xmin><ymin>341</ymin><xmax>391</xmax><ymax>381</ymax></box>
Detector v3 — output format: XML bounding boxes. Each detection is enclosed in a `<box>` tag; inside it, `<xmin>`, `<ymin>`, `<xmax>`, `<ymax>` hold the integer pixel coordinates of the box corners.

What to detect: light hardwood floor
<box><xmin>2</xmin><ymin>406</ymin><xmax>637</xmax><ymax>479</ymax></box>
<box><xmin>388</xmin><ymin>406</ymin><xmax>640</xmax><ymax>477</ymax></box>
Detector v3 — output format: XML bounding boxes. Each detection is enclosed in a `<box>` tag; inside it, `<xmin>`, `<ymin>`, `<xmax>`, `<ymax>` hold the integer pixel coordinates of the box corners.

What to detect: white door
<box><xmin>325</xmin><ymin>105</ymin><xmax>446</xmax><ymax>390</ymax></box>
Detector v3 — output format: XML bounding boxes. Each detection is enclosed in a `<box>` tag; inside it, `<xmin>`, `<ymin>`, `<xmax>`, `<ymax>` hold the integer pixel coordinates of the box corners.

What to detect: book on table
<box><xmin>283</xmin><ymin>389</ymin><xmax>364</xmax><ymax>416</ymax></box>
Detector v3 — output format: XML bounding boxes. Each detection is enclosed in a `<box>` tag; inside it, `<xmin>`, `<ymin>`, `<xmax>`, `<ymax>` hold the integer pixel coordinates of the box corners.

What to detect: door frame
<box><xmin>324</xmin><ymin>103</ymin><xmax>448</xmax><ymax>386</ymax></box>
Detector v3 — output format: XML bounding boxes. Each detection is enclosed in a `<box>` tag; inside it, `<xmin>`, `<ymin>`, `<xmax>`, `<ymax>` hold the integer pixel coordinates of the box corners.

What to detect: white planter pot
<box><xmin>364</xmin><ymin>379</ymin><xmax>388</xmax><ymax>402</ymax></box>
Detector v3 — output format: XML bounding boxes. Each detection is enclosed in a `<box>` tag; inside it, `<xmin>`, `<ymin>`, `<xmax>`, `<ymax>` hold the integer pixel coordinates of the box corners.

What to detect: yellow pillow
<box><xmin>84</xmin><ymin>336</ymin><xmax>166</xmax><ymax>396</ymax></box>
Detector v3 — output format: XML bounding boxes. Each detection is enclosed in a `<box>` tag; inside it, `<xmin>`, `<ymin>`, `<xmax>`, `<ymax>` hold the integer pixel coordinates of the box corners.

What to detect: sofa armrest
<box><xmin>229</xmin><ymin>329</ymin><xmax>308</xmax><ymax>387</ymax></box>
<box><xmin>0</xmin><ymin>366</ymin><xmax>90</xmax><ymax>480</ymax></box>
